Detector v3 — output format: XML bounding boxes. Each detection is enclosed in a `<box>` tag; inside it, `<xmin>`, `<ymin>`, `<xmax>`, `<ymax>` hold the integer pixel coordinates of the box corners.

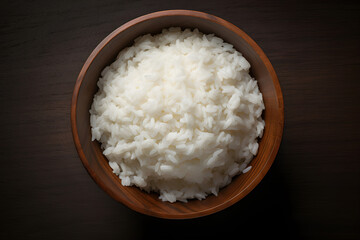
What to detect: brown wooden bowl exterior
<box><xmin>71</xmin><ymin>10</ymin><xmax>284</xmax><ymax>219</ymax></box>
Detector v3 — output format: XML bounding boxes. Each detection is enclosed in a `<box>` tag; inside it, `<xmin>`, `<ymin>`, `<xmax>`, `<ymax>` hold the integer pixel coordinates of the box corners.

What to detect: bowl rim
<box><xmin>71</xmin><ymin>9</ymin><xmax>284</xmax><ymax>219</ymax></box>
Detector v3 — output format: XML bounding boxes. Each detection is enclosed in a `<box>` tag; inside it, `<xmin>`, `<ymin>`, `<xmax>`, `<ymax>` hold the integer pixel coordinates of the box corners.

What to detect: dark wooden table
<box><xmin>1</xmin><ymin>0</ymin><xmax>359</xmax><ymax>239</ymax></box>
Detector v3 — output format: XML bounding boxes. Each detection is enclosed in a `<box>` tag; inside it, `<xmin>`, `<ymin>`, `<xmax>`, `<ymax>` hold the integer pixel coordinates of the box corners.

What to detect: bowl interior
<box><xmin>72</xmin><ymin>11</ymin><xmax>283</xmax><ymax>219</ymax></box>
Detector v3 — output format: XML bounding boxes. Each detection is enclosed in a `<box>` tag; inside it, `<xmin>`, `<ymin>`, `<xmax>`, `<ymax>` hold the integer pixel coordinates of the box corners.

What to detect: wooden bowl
<box><xmin>71</xmin><ymin>10</ymin><xmax>284</xmax><ymax>219</ymax></box>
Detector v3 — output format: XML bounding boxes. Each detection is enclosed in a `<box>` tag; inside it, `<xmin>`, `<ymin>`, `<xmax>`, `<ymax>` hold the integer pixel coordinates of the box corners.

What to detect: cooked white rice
<box><xmin>90</xmin><ymin>27</ymin><xmax>265</xmax><ymax>203</ymax></box>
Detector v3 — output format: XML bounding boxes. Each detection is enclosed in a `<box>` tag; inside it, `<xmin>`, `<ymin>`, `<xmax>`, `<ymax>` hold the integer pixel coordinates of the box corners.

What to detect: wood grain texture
<box><xmin>71</xmin><ymin>10</ymin><xmax>284</xmax><ymax>219</ymax></box>
<box><xmin>1</xmin><ymin>0</ymin><xmax>359</xmax><ymax>239</ymax></box>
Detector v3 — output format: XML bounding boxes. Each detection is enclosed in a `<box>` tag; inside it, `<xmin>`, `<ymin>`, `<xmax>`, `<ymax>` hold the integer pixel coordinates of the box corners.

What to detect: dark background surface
<box><xmin>1</xmin><ymin>0</ymin><xmax>359</xmax><ymax>239</ymax></box>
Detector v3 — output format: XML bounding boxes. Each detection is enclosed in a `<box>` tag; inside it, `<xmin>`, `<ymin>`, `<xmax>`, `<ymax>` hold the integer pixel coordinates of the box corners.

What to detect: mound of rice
<box><xmin>90</xmin><ymin>27</ymin><xmax>265</xmax><ymax>203</ymax></box>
